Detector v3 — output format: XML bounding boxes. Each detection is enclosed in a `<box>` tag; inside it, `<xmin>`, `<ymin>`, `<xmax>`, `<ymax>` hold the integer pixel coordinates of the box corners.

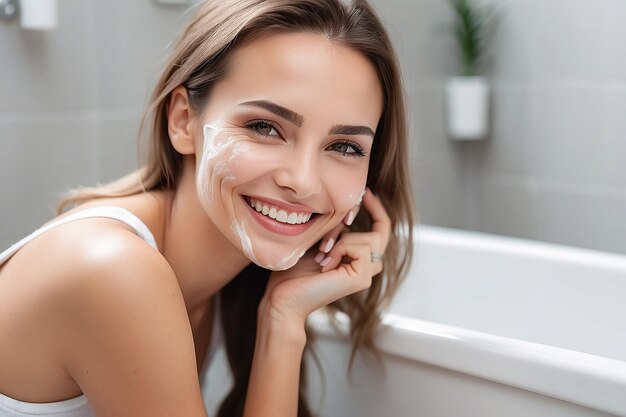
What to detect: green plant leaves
<box><xmin>449</xmin><ymin>0</ymin><xmax>497</xmax><ymax>76</ymax></box>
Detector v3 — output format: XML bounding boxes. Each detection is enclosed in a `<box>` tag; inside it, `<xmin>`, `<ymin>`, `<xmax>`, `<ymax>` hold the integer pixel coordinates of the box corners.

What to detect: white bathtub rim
<box><xmin>414</xmin><ymin>224</ymin><xmax>626</xmax><ymax>273</ymax></box>
<box><xmin>309</xmin><ymin>310</ymin><xmax>626</xmax><ymax>417</ymax></box>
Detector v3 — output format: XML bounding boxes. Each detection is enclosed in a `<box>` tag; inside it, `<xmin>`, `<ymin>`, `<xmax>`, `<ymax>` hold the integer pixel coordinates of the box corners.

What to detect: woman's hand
<box><xmin>259</xmin><ymin>188</ymin><xmax>391</xmax><ymax>326</ymax></box>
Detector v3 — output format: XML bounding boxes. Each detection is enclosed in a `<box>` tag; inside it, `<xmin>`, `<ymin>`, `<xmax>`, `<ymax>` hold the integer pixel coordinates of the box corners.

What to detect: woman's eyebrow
<box><xmin>239</xmin><ymin>100</ymin><xmax>304</xmax><ymax>127</ymax></box>
<box><xmin>238</xmin><ymin>100</ymin><xmax>375</xmax><ymax>137</ymax></box>
<box><xmin>329</xmin><ymin>124</ymin><xmax>375</xmax><ymax>138</ymax></box>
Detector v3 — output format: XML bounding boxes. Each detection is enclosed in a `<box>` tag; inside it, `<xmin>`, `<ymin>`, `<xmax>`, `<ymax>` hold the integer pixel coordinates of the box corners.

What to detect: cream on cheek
<box><xmin>196</xmin><ymin>124</ymin><xmax>260</xmax><ymax>265</ymax></box>
<box><xmin>196</xmin><ymin>124</ymin><xmax>308</xmax><ymax>271</ymax></box>
<box><xmin>196</xmin><ymin>124</ymin><xmax>367</xmax><ymax>271</ymax></box>
<box><xmin>232</xmin><ymin>143</ymin><xmax>312</xmax><ymax>271</ymax></box>
<box><xmin>196</xmin><ymin>124</ymin><xmax>232</xmax><ymax>204</ymax></box>
<box><xmin>336</xmin><ymin>179</ymin><xmax>367</xmax><ymax>217</ymax></box>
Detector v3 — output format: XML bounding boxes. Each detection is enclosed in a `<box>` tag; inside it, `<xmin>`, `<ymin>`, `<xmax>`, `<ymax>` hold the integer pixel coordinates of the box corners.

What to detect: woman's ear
<box><xmin>167</xmin><ymin>86</ymin><xmax>197</xmax><ymax>155</ymax></box>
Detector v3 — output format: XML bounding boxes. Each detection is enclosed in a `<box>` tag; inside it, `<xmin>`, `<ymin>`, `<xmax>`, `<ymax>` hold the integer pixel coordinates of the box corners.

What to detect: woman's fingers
<box><xmin>362</xmin><ymin>187</ymin><xmax>391</xmax><ymax>246</ymax></box>
<box><xmin>265</xmin><ymin>241</ymin><xmax>373</xmax><ymax>319</ymax></box>
<box><xmin>342</xmin><ymin>188</ymin><xmax>366</xmax><ymax>226</ymax></box>
<box><xmin>318</xmin><ymin>188</ymin><xmax>390</xmax><ymax>274</ymax></box>
<box><xmin>315</xmin><ymin>188</ymin><xmax>366</xmax><ymax>263</ymax></box>
<box><xmin>315</xmin><ymin>220</ymin><xmax>347</xmax><ymax>263</ymax></box>
<box><xmin>319</xmin><ymin>236</ymin><xmax>383</xmax><ymax>275</ymax></box>
<box><xmin>318</xmin><ymin>240</ymin><xmax>373</xmax><ymax>296</ymax></box>
<box><xmin>316</xmin><ymin>187</ymin><xmax>389</xmax><ymax>269</ymax></box>
<box><xmin>325</xmin><ymin>231</ymin><xmax>384</xmax><ymax>273</ymax></box>
<box><xmin>263</xmin><ymin>189</ymin><xmax>391</xmax><ymax>319</ymax></box>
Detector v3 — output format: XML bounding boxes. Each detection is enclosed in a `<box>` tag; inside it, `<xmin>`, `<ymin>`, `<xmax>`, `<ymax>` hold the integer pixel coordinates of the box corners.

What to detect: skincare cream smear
<box><xmin>197</xmin><ymin>123</ymin><xmax>309</xmax><ymax>271</ymax></box>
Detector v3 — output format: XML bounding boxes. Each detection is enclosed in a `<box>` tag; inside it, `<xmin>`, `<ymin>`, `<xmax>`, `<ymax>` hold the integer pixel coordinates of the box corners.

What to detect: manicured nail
<box><xmin>320</xmin><ymin>256</ymin><xmax>332</xmax><ymax>267</ymax></box>
<box><xmin>314</xmin><ymin>252</ymin><xmax>325</xmax><ymax>263</ymax></box>
<box><xmin>358</xmin><ymin>188</ymin><xmax>366</xmax><ymax>204</ymax></box>
<box><xmin>346</xmin><ymin>210</ymin><xmax>355</xmax><ymax>226</ymax></box>
<box><xmin>322</xmin><ymin>238</ymin><xmax>334</xmax><ymax>253</ymax></box>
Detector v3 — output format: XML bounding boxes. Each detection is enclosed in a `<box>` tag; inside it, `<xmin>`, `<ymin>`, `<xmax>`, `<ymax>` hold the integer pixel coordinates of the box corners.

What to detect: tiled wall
<box><xmin>463</xmin><ymin>0</ymin><xmax>626</xmax><ymax>254</ymax></box>
<box><xmin>1</xmin><ymin>0</ymin><xmax>625</xmax><ymax>255</ymax></box>
<box><xmin>0</xmin><ymin>0</ymin><xmax>194</xmax><ymax>249</ymax></box>
<box><xmin>373</xmin><ymin>0</ymin><xmax>626</xmax><ymax>255</ymax></box>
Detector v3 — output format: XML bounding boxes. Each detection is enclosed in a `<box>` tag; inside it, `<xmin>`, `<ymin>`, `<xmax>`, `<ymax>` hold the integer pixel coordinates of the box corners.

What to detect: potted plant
<box><xmin>445</xmin><ymin>0</ymin><xmax>496</xmax><ymax>140</ymax></box>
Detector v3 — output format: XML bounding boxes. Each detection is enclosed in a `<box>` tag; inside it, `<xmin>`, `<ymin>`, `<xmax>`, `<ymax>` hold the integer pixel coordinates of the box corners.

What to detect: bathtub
<box><xmin>203</xmin><ymin>225</ymin><xmax>626</xmax><ymax>417</ymax></box>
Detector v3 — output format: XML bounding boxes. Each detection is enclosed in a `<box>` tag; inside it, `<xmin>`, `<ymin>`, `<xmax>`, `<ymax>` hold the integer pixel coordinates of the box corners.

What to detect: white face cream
<box><xmin>188</xmin><ymin>32</ymin><xmax>381</xmax><ymax>272</ymax></box>
<box><xmin>197</xmin><ymin>123</ymin><xmax>258</xmax><ymax>262</ymax></box>
<box><xmin>195</xmin><ymin>123</ymin><xmax>311</xmax><ymax>271</ymax></box>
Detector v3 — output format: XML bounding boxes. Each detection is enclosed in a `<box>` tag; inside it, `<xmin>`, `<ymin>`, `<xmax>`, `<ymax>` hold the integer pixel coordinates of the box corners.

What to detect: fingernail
<box><xmin>359</xmin><ymin>188</ymin><xmax>366</xmax><ymax>203</ymax></box>
<box><xmin>346</xmin><ymin>210</ymin><xmax>355</xmax><ymax>226</ymax></box>
<box><xmin>322</xmin><ymin>238</ymin><xmax>334</xmax><ymax>253</ymax></box>
<box><xmin>314</xmin><ymin>252</ymin><xmax>324</xmax><ymax>263</ymax></box>
<box><xmin>320</xmin><ymin>256</ymin><xmax>332</xmax><ymax>267</ymax></box>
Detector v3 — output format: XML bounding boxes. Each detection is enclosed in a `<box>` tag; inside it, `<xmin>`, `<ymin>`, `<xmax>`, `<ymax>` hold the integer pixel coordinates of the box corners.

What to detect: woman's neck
<box><xmin>160</xmin><ymin>161</ymin><xmax>252</xmax><ymax>312</ymax></box>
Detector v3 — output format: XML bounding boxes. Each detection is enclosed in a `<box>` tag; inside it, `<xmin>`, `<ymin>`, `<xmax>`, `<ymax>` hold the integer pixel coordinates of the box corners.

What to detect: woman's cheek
<box><xmin>223</xmin><ymin>141</ymin><xmax>281</xmax><ymax>181</ymax></box>
<box><xmin>327</xmin><ymin>169</ymin><xmax>367</xmax><ymax>220</ymax></box>
<box><xmin>195</xmin><ymin>126</ymin><xmax>255</xmax><ymax>200</ymax></box>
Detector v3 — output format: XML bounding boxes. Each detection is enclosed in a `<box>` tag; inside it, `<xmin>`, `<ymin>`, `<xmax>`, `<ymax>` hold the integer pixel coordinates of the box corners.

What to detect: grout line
<box><xmin>481</xmin><ymin>172</ymin><xmax>626</xmax><ymax>201</ymax></box>
<box><xmin>0</xmin><ymin>108</ymin><xmax>143</xmax><ymax>123</ymax></box>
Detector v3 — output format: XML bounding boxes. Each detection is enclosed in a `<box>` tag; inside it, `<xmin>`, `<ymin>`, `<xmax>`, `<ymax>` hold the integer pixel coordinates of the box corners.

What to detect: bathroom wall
<box><xmin>0</xmin><ymin>0</ymin><xmax>193</xmax><ymax>249</ymax></box>
<box><xmin>1</xmin><ymin>0</ymin><xmax>625</xmax><ymax>255</ymax></box>
<box><xmin>372</xmin><ymin>0</ymin><xmax>626</xmax><ymax>254</ymax></box>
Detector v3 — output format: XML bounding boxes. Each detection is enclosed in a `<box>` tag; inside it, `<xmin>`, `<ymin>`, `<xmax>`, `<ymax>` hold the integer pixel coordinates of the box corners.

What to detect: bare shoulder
<box><xmin>56</xmin><ymin>218</ymin><xmax>175</xmax><ymax>296</ymax></box>
<box><xmin>46</xmin><ymin>224</ymin><xmax>208</xmax><ymax>417</ymax></box>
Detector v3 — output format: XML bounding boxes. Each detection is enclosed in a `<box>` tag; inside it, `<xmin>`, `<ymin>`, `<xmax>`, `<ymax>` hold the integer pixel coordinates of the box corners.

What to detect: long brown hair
<box><xmin>57</xmin><ymin>1</ymin><xmax>415</xmax><ymax>416</ymax></box>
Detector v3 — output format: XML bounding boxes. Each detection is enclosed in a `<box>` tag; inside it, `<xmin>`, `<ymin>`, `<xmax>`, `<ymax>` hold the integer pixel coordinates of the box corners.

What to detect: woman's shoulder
<box><xmin>50</xmin><ymin>216</ymin><xmax>182</xmax><ymax>325</ymax></box>
<box><xmin>13</xmin><ymin>192</ymin><xmax>169</xmax><ymax>286</ymax></box>
<box><xmin>1</xmin><ymin>208</ymin><xmax>175</xmax><ymax>316</ymax></box>
<box><xmin>59</xmin><ymin>215</ymin><xmax>170</xmax><ymax>280</ymax></box>
<box><xmin>0</xmin><ymin>212</ymin><xmax>195</xmax><ymax>412</ymax></box>
<box><xmin>42</xmin><ymin>221</ymin><xmax>207</xmax><ymax>417</ymax></box>
<box><xmin>13</xmin><ymin>209</ymin><xmax>163</xmax><ymax>273</ymax></box>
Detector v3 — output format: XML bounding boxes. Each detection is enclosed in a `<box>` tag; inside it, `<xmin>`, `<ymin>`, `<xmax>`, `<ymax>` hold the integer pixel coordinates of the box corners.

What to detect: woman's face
<box><xmin>193</xmin><ymin>32</ymin><xmax>383</xmax><ymax>270</ymax></box>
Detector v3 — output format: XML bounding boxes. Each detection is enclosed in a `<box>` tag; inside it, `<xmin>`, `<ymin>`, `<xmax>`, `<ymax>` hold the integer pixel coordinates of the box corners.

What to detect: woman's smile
<box><xmin>242</xmin><ymin>195</ymin><xmax>321</xmax><ymax>237</ymax></box>
<box><xmin>245</xmin><ymin>195</ymin><xmax>318</xmax><ymax>224</ymax></box>
<box><xmin>192</xmin><ymin>31</ymin><xmax>382</xmax><ymax>270</ymax></box>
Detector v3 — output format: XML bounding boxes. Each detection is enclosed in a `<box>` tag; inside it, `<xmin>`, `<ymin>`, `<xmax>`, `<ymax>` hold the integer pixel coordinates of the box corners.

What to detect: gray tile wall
<box><xmin>371</xmin><ymin>0</ymin><xmax>626</xmax><ymax>255</ymax></box>
<box><xmin>2</xmin><ymin>0</ymin><xmax>625</xmax><ymax>255</ymax></box>
<box><xmin>0</xmin><ymin>0</ymin><xmax>196</xmax><ymax>249</ymax></box>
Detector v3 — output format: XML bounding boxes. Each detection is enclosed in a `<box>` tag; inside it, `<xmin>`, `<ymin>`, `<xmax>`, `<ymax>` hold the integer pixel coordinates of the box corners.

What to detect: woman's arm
<box><xmin>53</xmin><ymin>233</ymin><xmax>209</xmax><ymax>417</ymax></box>
<box><xmin>243</xmin><ymin>301</ymin><xmax>306</xmax><ymax>417</ymax></box>
<box><xmin>242</xmin><ymin>189</ymin><xmax>391</xmax><ymax>416</ymax></box>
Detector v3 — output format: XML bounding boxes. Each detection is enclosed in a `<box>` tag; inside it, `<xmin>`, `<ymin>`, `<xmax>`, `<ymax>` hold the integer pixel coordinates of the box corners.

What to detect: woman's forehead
<box><xmin>209</xmin><ymin>32</ymin><xmax>384</xmax><ymax>125</ymax></box>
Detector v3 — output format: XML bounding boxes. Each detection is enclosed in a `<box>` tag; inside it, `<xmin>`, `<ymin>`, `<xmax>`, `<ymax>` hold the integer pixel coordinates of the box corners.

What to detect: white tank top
<box><xmin>0</xmin><ymin>206</ymin><xmax>222</xmax><ymax>417</ymax></box>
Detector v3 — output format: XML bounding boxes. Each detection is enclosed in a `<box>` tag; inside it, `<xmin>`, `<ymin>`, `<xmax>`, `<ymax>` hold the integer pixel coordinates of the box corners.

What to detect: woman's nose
<box><xmin>273</xmin><ymin>146</ymin><xmax>322</xmax><ymax>198</ymax></box>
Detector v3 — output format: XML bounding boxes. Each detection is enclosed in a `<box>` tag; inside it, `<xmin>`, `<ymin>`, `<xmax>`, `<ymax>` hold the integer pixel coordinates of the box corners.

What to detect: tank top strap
<box><xmin>0</xmin><ymin>206</ymin><xmax>158</xmax><ymax>266</ymax></box>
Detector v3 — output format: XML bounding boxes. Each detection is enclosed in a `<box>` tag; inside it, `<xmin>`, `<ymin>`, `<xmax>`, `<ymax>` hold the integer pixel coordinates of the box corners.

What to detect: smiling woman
<box><xmin>0</xmin><ymin>1</ymin><xmax>414</xmax><ymax>417</ymax></box>
<box><xmin>185</xmin><ymin>31</ymin><xmax>383</xmax><ymax>271</ymax></box>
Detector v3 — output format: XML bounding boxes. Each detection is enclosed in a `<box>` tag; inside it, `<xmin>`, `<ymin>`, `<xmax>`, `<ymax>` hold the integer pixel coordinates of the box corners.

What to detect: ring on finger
<box><xmin>371</xmin><ymin>252</ymin><xmax>384</xmax><ymax>262</ymax></box>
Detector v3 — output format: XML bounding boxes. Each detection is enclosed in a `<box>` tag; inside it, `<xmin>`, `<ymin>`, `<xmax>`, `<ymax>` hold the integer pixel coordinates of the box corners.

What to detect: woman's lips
<box><xmin>242</xmin><ymin>196</ymin><xmax>319</xmax><ymax>237</ymax></box>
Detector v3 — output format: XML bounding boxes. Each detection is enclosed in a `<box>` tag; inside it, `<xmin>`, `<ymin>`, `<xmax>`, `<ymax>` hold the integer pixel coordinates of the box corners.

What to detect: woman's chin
<box><xmin>251</xmin><ymin>250</ymin><xmax>303</xmax><ymax>271</ymax></box>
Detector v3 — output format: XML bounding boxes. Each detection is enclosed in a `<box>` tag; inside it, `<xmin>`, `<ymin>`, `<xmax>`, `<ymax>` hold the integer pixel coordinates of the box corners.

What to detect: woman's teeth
<box><xmin>248</xmin><ymin>197</ymin><xmax>313</xmax><ymax>225</ymax></box>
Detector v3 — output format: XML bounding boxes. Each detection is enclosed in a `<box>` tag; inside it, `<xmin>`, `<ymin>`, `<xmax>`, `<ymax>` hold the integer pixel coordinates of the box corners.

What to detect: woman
<box><xmin>0</xmin><ymin>0</ymin><xmax>414</xmax><ymax>416</ymax></box>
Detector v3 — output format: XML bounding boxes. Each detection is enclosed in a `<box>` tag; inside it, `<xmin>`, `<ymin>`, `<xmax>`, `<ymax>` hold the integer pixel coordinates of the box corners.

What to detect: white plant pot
<box><xmin>445</xmin><ymin>76</ymin><xmax>490</xmax><ymax>140</ymax></box>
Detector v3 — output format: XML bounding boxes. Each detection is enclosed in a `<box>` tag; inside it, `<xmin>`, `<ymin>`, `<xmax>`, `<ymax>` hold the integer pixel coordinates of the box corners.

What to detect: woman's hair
<box><xmin>57</xmin><ymin>0</ymin><xmax>415</xmax><ymax>416</ymax></box>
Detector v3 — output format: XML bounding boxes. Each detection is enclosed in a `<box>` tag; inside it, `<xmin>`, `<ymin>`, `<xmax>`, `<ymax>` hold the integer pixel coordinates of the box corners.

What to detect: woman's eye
<box><xmin>247</xmin><ymin>121</ymin><xmax>278</xmax><ymax>137</ymax></box>
<box><xmin>330</xmin><ymin>141</ymin><xmax>366</xmax><ymax>158</ymax></box>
